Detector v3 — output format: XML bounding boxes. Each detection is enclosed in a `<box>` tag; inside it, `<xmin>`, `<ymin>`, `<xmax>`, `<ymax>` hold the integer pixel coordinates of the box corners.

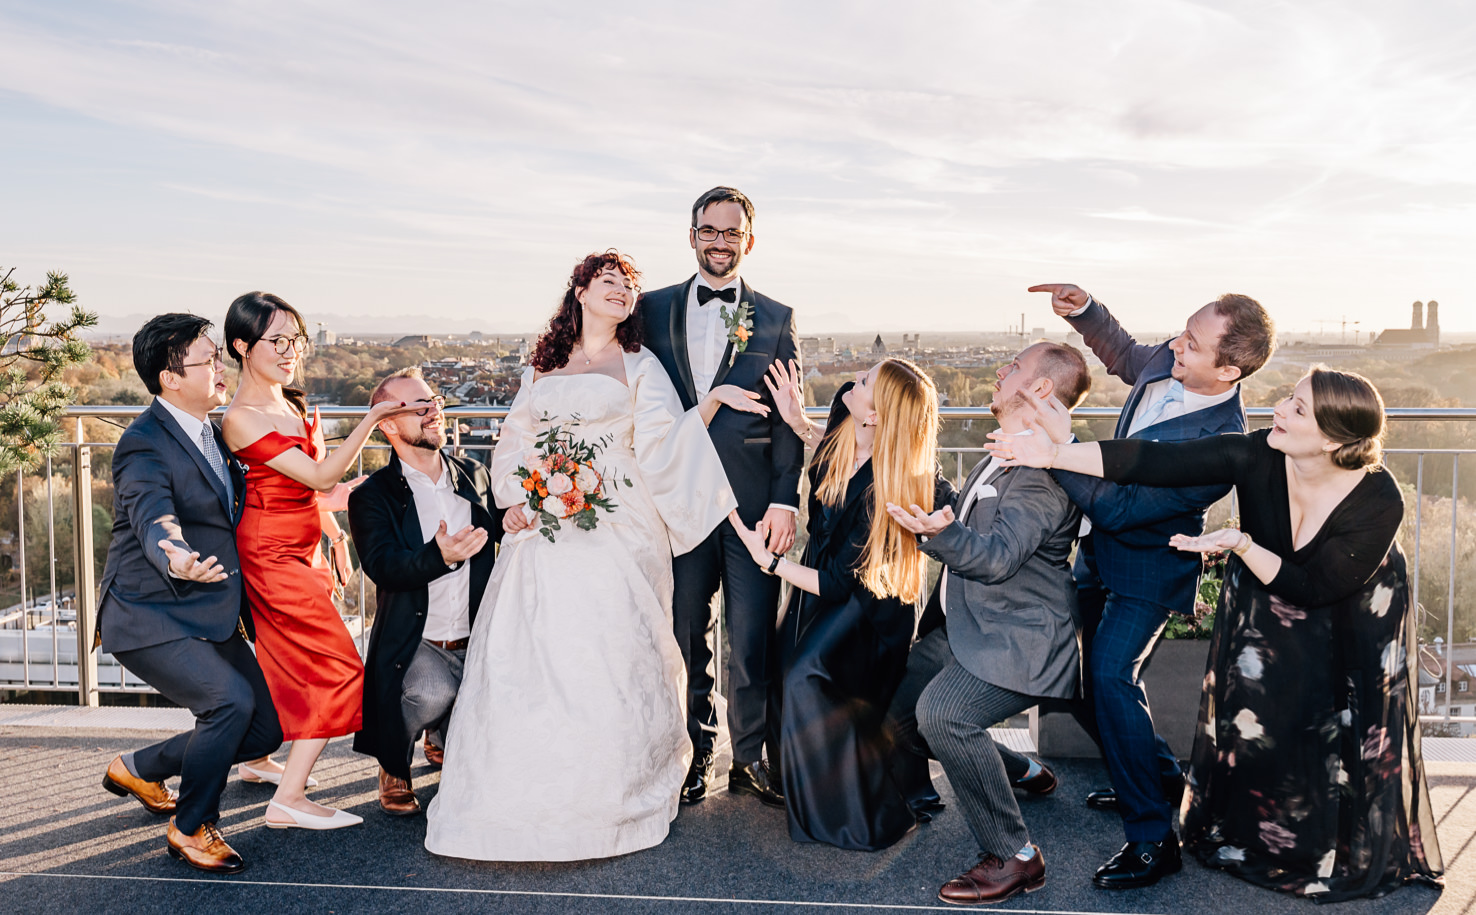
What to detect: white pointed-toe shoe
<box><xmin>264</xmin><ymin>800</ymin><xmax>363</xmax><ymax>830</ymax></box>
<box><xmin>239</xmin><ymin>763</ymin><xmax>317</xmax><ymax>788</ymax></box>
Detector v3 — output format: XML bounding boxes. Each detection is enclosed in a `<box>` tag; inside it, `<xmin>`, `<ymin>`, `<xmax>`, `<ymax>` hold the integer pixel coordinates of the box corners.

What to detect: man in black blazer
<box><xmin>349</xmin><ymin>368</ymin><xmax>501</xmax><ymax>816</ymax></box>
<box><xmin>98</xmin><ymin>314</ymin><xmax>282</xmax><ymax>874</ymax></box>
<box><xmin>639</xmin><ymin>186</ymin><xmax>803</xmax><ymax>805</ymax></box>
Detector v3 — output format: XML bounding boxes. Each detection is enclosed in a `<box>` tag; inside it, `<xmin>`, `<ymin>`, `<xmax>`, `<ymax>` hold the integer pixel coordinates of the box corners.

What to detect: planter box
<box><xmin>1030</xmin><ymin>638</ymin><xmax>1211</xmax><ymax>760</ymax></box>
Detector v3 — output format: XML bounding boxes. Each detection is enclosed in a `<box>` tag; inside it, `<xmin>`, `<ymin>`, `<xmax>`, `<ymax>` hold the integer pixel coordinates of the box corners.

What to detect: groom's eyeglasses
<box><xmin>179</xmin><ymin>349</ymin><xmax>225</xmax><ymax>370</ymax></box>
<box><xmin>694</xmin><ymin>226</ymin><xmax>747</xmax><ymax>244</ymax></box>
<box><xmin>410</xmin><ymin>396</ymin><xmax>446</xmax><ymax>417</ymax></box>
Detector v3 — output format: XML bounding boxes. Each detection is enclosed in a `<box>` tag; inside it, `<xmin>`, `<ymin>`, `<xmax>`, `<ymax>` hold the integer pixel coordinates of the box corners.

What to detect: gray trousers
<box><xmin>918</xmin><ymin>660</ymin><xmax>1036</xmax><ymax>858</ymax></box>
<box><xmin>402</xmin><ymin>640</ymin><xmax>465</xmax><ymax>748</ymax></box>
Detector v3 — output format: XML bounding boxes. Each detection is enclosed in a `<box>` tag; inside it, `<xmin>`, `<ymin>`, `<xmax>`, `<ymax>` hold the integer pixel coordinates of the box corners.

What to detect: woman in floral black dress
<box><xmin>992</xmin><ymin>367</ymin><xmax>1443</xmax><ymax>901</ymax></box>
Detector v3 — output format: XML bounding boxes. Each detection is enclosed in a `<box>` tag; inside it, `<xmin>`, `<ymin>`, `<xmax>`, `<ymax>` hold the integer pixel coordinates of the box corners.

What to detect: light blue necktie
<box><xmin>1133</xmin><ymin>380</ymin><xmax>1184</xmax><ymax>432</ymax></box>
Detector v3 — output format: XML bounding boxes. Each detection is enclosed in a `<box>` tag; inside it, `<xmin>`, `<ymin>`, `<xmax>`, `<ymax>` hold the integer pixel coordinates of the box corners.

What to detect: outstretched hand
<box><xmin>435</xmin><ymin>520</ymin><xmax>489</xmax><ymax>565</ymax></box>
<box><xmin>1170</xmin><ymin>527</ymin><xmax>1245</xmax><ymax>555</ymax></box>
<box><xmin>707</xmin><ymin>384</ymin><xmax>770</xmax><ymax>416</ymax></box>
<box><xmin>1027</xmin><ymin>283</ymin><xmax>1092</xmax><ymax>317</ymax></box>
<box><xmin>884</xmin><ymin>502</ymin><xmax>955</xmax><ymax>538</ymax></box>
<box><xmin>984</xmin><ymin>425</ymin><xmax>1058</xmax><ymax>468</ymax></box>
<box><xmin>317</xmin><ymin>475</ymin><xmax>368</xmax><ymax>513</ymax></box>
<box><xmin>159</xmin><ymin>539</ymin><xmax>229</xmax><ymax>583</ymax></box>
<box><xmin>763</xmin><ymin>359</ymin><xmax>805</xmax><ymax>429</ymax></box>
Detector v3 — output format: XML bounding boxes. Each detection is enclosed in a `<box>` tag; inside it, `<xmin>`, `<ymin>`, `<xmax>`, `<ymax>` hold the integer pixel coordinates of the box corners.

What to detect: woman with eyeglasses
<box><xmin>221</xmin><ymin>291</ymin><xmax>420</xmax><ymax>830</ymax></box>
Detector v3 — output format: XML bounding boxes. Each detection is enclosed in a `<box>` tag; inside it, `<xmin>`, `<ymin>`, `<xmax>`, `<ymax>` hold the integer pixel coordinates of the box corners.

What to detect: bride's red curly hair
<box><xmin>530</xmin><ymin>250</ymin><xmax>644</xmax><ymax>372</ymax></box>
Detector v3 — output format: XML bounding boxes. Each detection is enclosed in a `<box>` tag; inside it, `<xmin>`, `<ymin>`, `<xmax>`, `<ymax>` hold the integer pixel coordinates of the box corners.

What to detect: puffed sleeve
<box><xmin>487</xmin><ymin>367</ymin><xmax>537</xmax><ymax>510</ymax></box>
<box><xmin>627</xmin><ymin>350</ymin><xmax>738</xmax><ymax>555</ymax></box>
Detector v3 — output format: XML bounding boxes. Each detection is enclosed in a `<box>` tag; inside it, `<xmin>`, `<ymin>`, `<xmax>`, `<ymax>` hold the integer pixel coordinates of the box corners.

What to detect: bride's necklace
<box><xmin>853</xmin><ymin>449</ymin><xmax>872</xmax><ymax>472</ymax></box>
<box><xmin>579</xmin><ymin>335</ymin><xmax>616</xmax><ymax>366</ymax></box>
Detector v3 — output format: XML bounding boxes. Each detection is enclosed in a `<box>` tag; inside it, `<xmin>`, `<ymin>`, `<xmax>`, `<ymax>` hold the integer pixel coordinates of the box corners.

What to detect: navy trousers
<box><xmin>1077</xmin><ymin>584</ymin><xmax>1184</xmax><ymax>843</ymax></box>
<box><xmin>672</xmin><ymin>523</ymin><xmax>783</xmax><ymax>766</ymax></box>
<box><xmin>114</xmin><ymin>633</ymin><xmax>283</xmax><ymax>834</ymax></box>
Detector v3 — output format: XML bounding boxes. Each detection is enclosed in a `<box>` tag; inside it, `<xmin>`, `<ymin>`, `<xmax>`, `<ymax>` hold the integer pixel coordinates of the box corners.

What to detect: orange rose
<box><xmin>735</xmin><ymin>326</ymin><xmax>751</xmax><ymax>341</ymax></box>
<box><xmin>522</xmin><ymin>478</ymin><xmax>537</xmax><ymax>491</ymax></box>
<box><xmin>537</xmin><ymin>484</ymin><xmax>548</xmax><ymax>497</ymax></box>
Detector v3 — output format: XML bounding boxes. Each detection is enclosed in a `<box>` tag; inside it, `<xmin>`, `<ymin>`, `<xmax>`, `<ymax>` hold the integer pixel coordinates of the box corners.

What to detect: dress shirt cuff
<box><xmin>1066</xmin><ymin>297</ymin><xmax>1093</xmax><ymax>318</ymax></box>
<box><xmin>768</xmin><ymin>503</ymin><xmax>799</xmax><ymax>514</ymax></box>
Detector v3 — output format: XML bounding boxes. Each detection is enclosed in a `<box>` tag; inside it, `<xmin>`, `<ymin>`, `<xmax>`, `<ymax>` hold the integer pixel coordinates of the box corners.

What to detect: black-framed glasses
<box><xmin>694</xmin><ymin>226</ymin><xmax>747</xmax><ymax>243</ymax></box>
<box><xmin>410</xmin><ymin>396</ymin><xmax>446</xmax><ymax>417</ymax></box>
<box><xmin>264</xmin><ymin>334</ymin><xmax>310</xmax><ymax>356</ymax></box>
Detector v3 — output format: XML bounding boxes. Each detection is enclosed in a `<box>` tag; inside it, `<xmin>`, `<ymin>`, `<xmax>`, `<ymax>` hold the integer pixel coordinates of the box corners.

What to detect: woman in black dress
<box><xmin>729</xmin><ymin>357</ymin><xmax>948</xmax><ymax>851</ymax></box>
<box><xmin>990</xmin><ymin>366</ymin><xmax>1443</xmax><ymax>901</ymax></box>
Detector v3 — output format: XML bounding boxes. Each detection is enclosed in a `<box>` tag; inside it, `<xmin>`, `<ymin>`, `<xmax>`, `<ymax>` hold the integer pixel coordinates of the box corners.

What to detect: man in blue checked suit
<box><xmin>1029</xmin><ymin>283</ymin><xmax>1275</xmax><ymax>890</ymax></box>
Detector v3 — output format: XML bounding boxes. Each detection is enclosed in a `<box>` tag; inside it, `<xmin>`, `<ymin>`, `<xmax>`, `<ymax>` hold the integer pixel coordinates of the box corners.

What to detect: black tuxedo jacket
<box><xmin>348</xmin><ymin>450</ymin><xmax>503</xmax><ymax>780</ymax></box>
<box><xmin>96</xmin><ymin>399</ymin><xmax>249</xmax><ymax>654</ymax></box>
<box><xmin>639</xmin><ymin>276</ymin><xmax>803</xmax><ymax>523</ymax></box>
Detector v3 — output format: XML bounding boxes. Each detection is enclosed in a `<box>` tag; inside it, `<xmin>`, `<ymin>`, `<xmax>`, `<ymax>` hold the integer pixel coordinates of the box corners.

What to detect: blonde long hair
<box><xmin>813</xmin><ymin>358</ymin><xmax>939</xmax><ymax>603</ymax></box>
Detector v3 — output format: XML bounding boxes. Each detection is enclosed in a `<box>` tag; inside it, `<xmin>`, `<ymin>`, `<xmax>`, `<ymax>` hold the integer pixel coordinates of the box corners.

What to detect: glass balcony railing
<box><xmin>3</xmin><ymin>404</ymin><xmax>1472</xmax><ymax>733</ymax></box>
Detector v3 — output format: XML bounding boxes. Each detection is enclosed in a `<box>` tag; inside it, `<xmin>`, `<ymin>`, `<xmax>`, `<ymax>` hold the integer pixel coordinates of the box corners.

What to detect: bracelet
<box><xmin>796</xmin><ymin>421</ymin><xmax>816</xmax><ymax>443</ymax></box>
<box><xmin>1231</xmin><ymin>531</ymin><xmax>1253</xmax><ymax>556</ymax></box>
<box><xmin>1044</xmin><ymin>443</ymin><xmax>1059</xmax><ymax>469</ymax></box>
<box><xmin>763</xmin><ymin>554</ymin><xmax>782</xmax><ymax>575</ymax></box>
<box><xmin>330</xmin><ymin>531</ymin><xmax>347</xmax><ymax>545</ymax></box>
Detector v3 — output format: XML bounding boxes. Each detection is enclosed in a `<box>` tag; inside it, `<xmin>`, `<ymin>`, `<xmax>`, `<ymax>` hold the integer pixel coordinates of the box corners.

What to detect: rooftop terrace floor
<box><xmin>1</xmin><ymin>707</ymin><xmax>1471</xmax><ymax>915</ymax></box>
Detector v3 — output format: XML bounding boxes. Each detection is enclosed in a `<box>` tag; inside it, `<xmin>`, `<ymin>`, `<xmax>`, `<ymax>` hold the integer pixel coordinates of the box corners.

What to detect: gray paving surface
<box><xmin>0</xmin><ymin>727</ymin><xmax>1465</xmax><ymax>914</ymax></box>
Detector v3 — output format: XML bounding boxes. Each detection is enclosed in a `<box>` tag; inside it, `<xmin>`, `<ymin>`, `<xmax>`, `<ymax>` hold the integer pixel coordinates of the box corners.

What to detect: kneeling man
<box><xmin>888</xmin><ymin>342</ymin><xmax>1090</xmax><ymax>905</ymax></box>
<box><xmin>349</xmin><ymin>368</ymin><xmax>502</xmax><ymax>815</ymax></box>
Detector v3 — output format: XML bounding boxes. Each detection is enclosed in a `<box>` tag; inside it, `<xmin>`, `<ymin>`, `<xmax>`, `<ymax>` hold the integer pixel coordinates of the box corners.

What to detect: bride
<box><xmin>424</xmin><ymin>250</ymin><xmax>762</xmax><ymax>861</ymax></box>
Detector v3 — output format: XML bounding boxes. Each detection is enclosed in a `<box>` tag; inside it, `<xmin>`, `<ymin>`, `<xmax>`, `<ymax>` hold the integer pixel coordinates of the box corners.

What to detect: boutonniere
<box><xmin>720</xmin><ymin>302</ymin><xmax>753</xmax><ymax>366</ymax></box>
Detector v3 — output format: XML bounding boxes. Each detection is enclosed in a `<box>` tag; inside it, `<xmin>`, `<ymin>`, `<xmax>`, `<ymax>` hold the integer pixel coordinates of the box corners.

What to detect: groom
<box><xmin>640</xmin><ymin>186</ymin><xmax>803</xmax><ymax>806</ymax></box>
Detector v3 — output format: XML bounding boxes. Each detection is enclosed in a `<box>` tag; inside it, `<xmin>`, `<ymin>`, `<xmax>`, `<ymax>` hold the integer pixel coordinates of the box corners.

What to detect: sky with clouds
<box><xmin>1</xmin><ymin>0</ymin><xmax>1471</xmax><ymax>336</ymax></box>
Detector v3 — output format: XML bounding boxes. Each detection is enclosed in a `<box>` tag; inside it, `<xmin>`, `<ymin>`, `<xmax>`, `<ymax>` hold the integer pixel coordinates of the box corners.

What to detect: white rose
<box><xmin>523</xmin><ymin>448</ymin><xmax>543</xmax><ymax>470</ymax></box>
<box><xmin>546</xmin><ymin>472</ymin><xmax>574</xmax><ymax>495</ymax></box>
<box><xmin>575</xmin><ymin>465</ymin><xmax>601</xmax><ymax>493</ymax></box>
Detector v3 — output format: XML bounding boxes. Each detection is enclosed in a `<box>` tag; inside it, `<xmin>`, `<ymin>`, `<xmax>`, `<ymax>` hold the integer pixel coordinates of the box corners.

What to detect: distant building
<box><xmin>315</xmin><ymin>326</ymin><xmax>337</xmax><ymax>347</ymax></box>
<box><xmin>871</xmin><ymin>334</ymin><xmax>887</xmax><ymax>355</ymax></box>
<box><xmin>1373</xmin><ymin>300</ymin><xmax>1440</xmax><ymax>349</ymax></box>
<box><xmin>393</xmin><ymin>335</ymin><xmax>442</xmax><ymax>349</ymax></box>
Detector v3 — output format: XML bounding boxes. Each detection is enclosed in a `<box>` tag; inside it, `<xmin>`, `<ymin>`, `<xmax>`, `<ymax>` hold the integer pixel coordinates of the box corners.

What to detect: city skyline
<box><xmin>2</xmin><ymin>2</ymin><xmax>1472</xmax><ymax>332</ymax></box>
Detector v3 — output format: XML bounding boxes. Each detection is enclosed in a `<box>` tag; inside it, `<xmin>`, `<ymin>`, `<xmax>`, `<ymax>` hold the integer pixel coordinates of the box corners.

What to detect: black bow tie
<box><xmin>697</xmin><ymin>285</ymin><xmax>737</xmax><ymax>306</ymax></box>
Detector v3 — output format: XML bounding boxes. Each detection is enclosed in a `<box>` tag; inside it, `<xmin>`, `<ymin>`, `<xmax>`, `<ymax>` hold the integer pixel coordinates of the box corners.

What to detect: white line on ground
<box><xmin>0</xmin><ymin>871</ymin><xmax>1163</xmax><ymax>914</ymax></box>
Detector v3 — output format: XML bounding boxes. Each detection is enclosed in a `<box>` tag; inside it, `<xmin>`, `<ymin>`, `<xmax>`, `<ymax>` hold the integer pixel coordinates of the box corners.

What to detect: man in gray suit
<box><xmin>98</xmin><ymin>314</ymin><xmax>282</xmax><ymax>873</ymax></box>
<box><xmin>888</xmin><ymin>341</ymin><xmax>1090</xmax><ymax>906</ymax></box>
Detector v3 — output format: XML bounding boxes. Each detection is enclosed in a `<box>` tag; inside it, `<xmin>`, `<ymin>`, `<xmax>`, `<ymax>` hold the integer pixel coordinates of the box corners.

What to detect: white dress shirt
<box><xmin>686</xmin><ymin>274</ymin><xmax>741</xmax><ymax>397</ymax></box>
<box><xmin>403</xmin><ymin>456</ymin><xmax>473</xmax><ymax>642</ymax></box>
<box><xmin>1126</xmin><ymin>378</ymin><xmax>1237</xmax><ymax>438</ymax></box>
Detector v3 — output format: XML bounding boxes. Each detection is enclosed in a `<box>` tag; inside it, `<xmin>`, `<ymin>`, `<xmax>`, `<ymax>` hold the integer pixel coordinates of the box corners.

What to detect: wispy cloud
<box><xmin>0</xmin><ymin>0</ymin><xmax>1472</xmax><ymax>331</ymax></box>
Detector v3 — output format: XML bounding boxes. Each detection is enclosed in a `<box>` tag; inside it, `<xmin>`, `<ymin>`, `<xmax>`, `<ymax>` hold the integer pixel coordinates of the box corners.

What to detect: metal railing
<box><xmin>3</xmin><ymin>404</ymin><xmax>1473</xmax><ymax>726</ymax></box>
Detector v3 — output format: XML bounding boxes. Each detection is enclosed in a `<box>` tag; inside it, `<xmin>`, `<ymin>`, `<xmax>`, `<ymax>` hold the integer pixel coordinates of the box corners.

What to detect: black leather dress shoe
<box><xmin>681</xmin><ymin>752</ymin><xmax>714</xmax><ymax>805</ymax></box>
<box><xmin>1012</xmin><ymin>762</ymin><xmax>1057</xmax><ymax>796</ymax></box>
<box><xmin>1092</xmin><ymin>836</ymin><xmax>1183</xmax><ymax>889</ymax></box>
<box><xmin>728</xmin><ymin>760</ymin><xmax>785</xmax><ymax>808</ymax></box>
<box><xmin>910</xmin><ymin>797</ymin><xmax>947</xmax><ymax>823</ymax></box>
<box><xmin>1084</xmin><ymin>773</ymin><xmax>1186</xmax><ymax>811</ymax></box>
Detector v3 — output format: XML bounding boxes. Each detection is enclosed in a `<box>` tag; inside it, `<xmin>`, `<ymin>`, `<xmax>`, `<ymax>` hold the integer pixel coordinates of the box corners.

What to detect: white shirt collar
<box><xmin>156</xmin><ymin>396</ymin><xmax>210</xmax><ymax>445</ymax></box>
<box><xmin>1183</xmin><ymin>383</ymin><xmax>1239</xmax><ymax>413</ymax></box>
<box><xmin>401</xmin><ymin>453</ymin><xmax>451</xmax><ymax>489</ymax></box>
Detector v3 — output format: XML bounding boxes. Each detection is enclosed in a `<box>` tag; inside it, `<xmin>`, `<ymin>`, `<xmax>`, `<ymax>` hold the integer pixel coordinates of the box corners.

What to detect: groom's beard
<box><xmin>697</xmin><ymin>245</ymin><xmax>741</xmax><ymax>280</ymax></box>
<box><xmin>406</xmin><ymin>425</ymin><xmax>446</xmax><ymax>451</ymax></box>
<box><xmin>989</xmin><ymin>391</ymin><xmax>1030</xmax><ymax>421</ymax></box>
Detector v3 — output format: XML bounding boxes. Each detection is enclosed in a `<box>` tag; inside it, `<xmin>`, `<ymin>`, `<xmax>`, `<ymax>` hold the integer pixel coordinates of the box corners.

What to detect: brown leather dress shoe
<box><xmin>378</xmin><ymin>767</ymin><xmax>421</xmax><ymax>816</ymax></box>
<box><xmin>103</xmin><ymin>755</ymin><xmax>177</xmax><ymax>815</ymax></box>
<box><xmin>1012</xmin><ymin>762</ymin><xmax>1058</xmax><ymax>796</ymax></box>
<box><xmin>938</xmin><ymin>847</ymin><xmax>1045</xmax><ymax>905</ymax></box>
<box><xmin>167</xmin><ymin>817</ymin><xmax>245</xmax><ymax>874</ymax></box>
<box><xmin>422</xmin><ymin>737</ymin><xmax>444</xmax><ymax>768</ymax></box>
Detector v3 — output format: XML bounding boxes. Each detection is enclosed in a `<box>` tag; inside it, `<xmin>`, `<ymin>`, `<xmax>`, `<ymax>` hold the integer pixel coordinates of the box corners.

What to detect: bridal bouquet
<box><xmin>515</xmin><ymin>417</ymin><xmax>622</xmax><ymax>542</ymax></box>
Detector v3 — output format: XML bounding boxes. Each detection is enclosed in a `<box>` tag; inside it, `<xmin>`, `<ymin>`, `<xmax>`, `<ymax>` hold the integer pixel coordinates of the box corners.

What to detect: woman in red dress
<box><xmin>222</xmin><ymin>292</ymin><xmax>418</xmax><ymax>829</ymax></box>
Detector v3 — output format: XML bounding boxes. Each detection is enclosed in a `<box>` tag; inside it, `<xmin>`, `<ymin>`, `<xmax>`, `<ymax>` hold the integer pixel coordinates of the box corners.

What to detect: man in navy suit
<box><xmin>639</xmin><ymin>187</ymin><xmax>803</xmax><ymax>806</ymax></box>
<box><xmin>1028</xmin><ymin>283</ymin><xmax>1275</xmax><ymax>889</ymax></box>
<box><xmin>97</xmin><ymin>314</ymin><xmax>282</xmax><ymax>873</ymax></box>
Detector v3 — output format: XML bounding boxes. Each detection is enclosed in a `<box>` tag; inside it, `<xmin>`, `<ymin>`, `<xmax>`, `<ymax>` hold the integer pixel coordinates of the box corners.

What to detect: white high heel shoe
<box><xmin>265</xmin><ymin>800</ymin><xmax>363</xmax><ymax>830</ymax></box>
<box><xmin>239</xmin><ymin>763</ymin><xmax>318</xmax><ymax>788</ymax></box>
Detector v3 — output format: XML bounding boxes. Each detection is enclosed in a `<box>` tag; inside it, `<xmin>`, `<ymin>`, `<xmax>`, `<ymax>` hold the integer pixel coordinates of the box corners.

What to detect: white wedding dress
<box><xmin>424</xmin><ymin>349</ymin><xmax>736</xmax><ymax>861</ymax></box>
